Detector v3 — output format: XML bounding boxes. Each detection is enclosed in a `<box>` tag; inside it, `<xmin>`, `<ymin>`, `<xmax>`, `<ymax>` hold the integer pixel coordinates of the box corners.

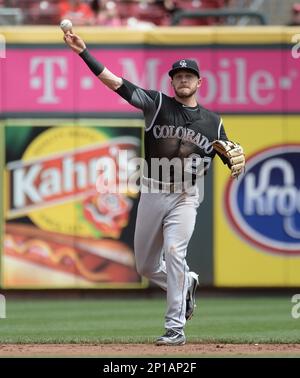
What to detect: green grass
<box><xmin>0</xmin><ymin>296</ymin><xmax>299</xmax><ymax>344</ymax></box>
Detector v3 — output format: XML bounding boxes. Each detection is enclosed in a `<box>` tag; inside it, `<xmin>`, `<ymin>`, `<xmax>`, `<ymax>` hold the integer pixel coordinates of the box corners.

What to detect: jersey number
<box><xmin>184</xmin><ymin>154</ymin><xmax>211</xmax><ymax>176</ymax></box>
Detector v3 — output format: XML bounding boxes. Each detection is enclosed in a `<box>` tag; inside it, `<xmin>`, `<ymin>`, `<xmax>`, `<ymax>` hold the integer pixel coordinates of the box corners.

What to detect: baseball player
<box><xmin>63</xmin><ymin>31</ymin><xmax>245</xmax><ymax>346</ymax></box>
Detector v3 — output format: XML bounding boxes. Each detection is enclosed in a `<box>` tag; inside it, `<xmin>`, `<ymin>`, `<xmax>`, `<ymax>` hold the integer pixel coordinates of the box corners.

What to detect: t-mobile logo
<box><xmin>30</xmin><ymin>57</ymin><xmax>68</xmax><ymax>103</ymax></box>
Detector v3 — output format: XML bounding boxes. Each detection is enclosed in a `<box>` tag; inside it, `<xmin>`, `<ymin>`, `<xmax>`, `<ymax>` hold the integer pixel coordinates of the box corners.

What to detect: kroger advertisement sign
<box><xmin>225</xmin><ymin>145</ymin><xmax>300</xmax><ymax>255</ymax></box>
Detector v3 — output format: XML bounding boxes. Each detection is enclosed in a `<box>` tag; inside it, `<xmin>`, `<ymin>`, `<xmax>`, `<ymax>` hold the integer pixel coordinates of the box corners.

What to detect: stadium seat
<box><xmin>173</xmin><ymin>0</ymin><xmax>226</xmax><ymax>26</ymax></box>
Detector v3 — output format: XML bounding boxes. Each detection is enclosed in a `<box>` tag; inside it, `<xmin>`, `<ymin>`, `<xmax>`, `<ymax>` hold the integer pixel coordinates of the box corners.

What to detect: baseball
<box><xmin>60</xmin><ymin>19</ymin><xmax>73</xmax><ymax>33</ymax></box>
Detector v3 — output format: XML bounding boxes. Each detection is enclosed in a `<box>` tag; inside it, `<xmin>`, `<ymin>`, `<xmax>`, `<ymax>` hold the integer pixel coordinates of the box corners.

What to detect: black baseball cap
<box><xmin>168</xmin><ymin>59</ymin><xmax>200</xmax><ymax>78</ymax></box>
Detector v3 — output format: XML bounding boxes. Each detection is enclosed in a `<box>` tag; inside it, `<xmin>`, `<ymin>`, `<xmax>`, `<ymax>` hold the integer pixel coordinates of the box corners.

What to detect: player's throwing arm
<box><xmin>61</xmin><ymin>20</ymin><xmax>123</xmax><ymax>91</ymax></box>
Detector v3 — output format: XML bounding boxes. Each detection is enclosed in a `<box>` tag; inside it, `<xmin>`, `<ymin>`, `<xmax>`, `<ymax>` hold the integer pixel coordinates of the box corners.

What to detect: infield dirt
<box><xmin>0</xmin><ymin>343</ymin><xmax>300</xmax><ymax>357</ymax></box>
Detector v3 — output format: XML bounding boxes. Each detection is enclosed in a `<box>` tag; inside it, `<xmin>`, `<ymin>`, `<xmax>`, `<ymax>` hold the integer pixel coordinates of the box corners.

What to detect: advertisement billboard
<box><xmin>1</xmin><ymin>48</ymin><xmax>299</xmax><ymax>113</ymax></box>
<box><xmin>3</xmin><ymin>119</ymin><xmax>145</xmax><ymax>288</ymax></box>
<box><xmin>214</xmin><ymin>116</ymin><xmax>300</xmax><ymax>286</ymax></box>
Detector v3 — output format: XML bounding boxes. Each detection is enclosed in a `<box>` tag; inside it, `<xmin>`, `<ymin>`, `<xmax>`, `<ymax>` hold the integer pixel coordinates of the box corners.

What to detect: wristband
<box><xmin>79</xmin><ymin>49</ymin><xmax>105</xmax><ymax>76</ymax></box>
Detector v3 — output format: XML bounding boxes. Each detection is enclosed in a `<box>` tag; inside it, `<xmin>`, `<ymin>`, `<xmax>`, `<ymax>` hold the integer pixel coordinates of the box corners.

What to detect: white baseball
<box><xmin>60</xmin><ymin>19</ymin><xmax>73</xmax><ymax>33</ymax></box>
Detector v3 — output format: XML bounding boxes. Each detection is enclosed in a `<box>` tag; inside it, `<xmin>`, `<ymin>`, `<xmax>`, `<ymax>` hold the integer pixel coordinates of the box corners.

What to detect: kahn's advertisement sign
<box><xmin>214</xmin><ymin>116</ymin><xmax>300</xmax><ymax>287</ymax></box>
<box><xmin>3</xmin><ymin>121</ymin><xmax>144</xmax><ymax>288</ymax></box>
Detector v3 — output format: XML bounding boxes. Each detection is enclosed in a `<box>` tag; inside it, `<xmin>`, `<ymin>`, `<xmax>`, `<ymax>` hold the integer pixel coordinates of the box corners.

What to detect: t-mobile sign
<box><xmin>1</xmin><ymin>48</ymin><xmax>299</xmax><ymax>113</ymax></box>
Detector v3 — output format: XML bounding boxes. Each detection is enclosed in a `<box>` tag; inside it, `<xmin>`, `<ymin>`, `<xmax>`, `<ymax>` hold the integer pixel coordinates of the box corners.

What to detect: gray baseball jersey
<box><xmin>116</xmin><ymin>79</ymin><xmax>229</xmax><ymax>331</ymax></box>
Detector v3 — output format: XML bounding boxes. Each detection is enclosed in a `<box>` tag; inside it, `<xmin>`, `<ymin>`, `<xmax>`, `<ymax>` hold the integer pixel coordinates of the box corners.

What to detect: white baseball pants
<box><xmin>134</xmin><ymin>187</ymin><xmax>200</xmax><ymax>331</ymax></box>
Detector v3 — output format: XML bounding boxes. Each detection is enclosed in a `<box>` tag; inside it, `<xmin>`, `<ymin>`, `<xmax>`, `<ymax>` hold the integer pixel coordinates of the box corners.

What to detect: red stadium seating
<box><xmin>172</xmin><ymin>0</ymin><xmax>226</xmax><ymax>26</ymax></box>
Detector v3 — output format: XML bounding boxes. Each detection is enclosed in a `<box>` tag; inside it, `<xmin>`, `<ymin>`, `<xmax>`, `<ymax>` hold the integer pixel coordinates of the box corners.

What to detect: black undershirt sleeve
<box><xmin>79</xmin><ymin>49</ymin><xmax>105</xmax><ymax>76</ymax></box>
<box><xmin>219</xmin><ymin>123</ymin><xmax>228</xmax><ymax>141</ymax></box>
<box><xmin>116</xmin><ymin>78</ymin><xmax>160</xmax><ymax>111</ymax></box>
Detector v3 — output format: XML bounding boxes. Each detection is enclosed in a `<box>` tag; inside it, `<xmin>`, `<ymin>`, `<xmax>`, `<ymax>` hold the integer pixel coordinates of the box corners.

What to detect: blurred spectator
<box><xmin>168</xmin><ymin>0</ymin><xmax>226</xmax><ymax>26</ymax></box>
<box><xmin>91</xmin><ymin>0</ymin><xmax>122</xmax><ymax>26</ymax></box>
<box><xmin>120</xmin><ymin>0</ymin><xmax>170</xmax><ymax>27</ymax></box>
<box><xmin>28</xmin><ymin>1</ymin><xmax>60</xmax><ymax>25</ymax></box>
<box><xmin>2</xmin><ymin>0</ymin><xmax>23</xmax><ymax>6</ymax></box>
<box><xmin>59</xmin><ymin>0</ymin><xmax>94</xmax><ymax>25</ymax></box>
<box><xmin>287</xmin><ymin>3</ymin><xmax>300</xmax><ymax>26</ymax></box>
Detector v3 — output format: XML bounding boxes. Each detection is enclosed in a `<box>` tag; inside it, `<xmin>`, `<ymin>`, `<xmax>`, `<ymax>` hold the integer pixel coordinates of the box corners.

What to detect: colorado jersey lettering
<box><xmin>116</xmin><ymin>78</ymin><xmax>229</xmax><ymax>181</ymax></box>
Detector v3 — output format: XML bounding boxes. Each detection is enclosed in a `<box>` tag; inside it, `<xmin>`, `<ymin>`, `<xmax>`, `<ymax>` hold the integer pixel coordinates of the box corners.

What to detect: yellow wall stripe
<box><xmin>0</xmin><ymin>26</ymin><xmax>298</xmax><ymax>44</ymax></box>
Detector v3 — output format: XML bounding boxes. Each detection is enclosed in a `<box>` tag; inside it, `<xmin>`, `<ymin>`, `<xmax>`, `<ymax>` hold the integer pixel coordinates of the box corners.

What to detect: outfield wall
<box><xmin>0</xmin><ymin>27</ymin><xmax>299</xmax><ymax>287</ymax></box>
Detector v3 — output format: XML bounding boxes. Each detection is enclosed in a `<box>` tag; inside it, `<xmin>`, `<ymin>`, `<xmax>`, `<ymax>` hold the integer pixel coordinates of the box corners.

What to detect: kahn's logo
<box><xmin>6</xmin><ymin>136</ymin><xmax>139</xmax><ymax>218</ymax></box>
<box><xmin>225</xmin><ymin>144</ymin><xmax>300</xmax><ymax>255</ymax></box>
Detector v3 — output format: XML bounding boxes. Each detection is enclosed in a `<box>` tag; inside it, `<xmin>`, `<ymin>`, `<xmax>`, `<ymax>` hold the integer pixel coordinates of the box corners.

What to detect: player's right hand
<box><xmin>63</xmin><ymin>32</ymin><xmax>86</xmax><ymax>54</ymax></box>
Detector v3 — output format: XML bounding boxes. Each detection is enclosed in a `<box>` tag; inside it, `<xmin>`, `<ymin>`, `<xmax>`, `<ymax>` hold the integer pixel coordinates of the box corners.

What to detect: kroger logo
<box><xmin>225</xmin><ymin>145</ymin><xmax>300</xmax><ymax>255</ymax></box>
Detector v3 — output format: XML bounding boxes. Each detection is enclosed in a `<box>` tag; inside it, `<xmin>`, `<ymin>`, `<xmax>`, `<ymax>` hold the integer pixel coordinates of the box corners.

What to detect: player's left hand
<box><xmin>212</xmin><ymin>140</ymin><xmax>245</xmax><ymax>178</ymax></box>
